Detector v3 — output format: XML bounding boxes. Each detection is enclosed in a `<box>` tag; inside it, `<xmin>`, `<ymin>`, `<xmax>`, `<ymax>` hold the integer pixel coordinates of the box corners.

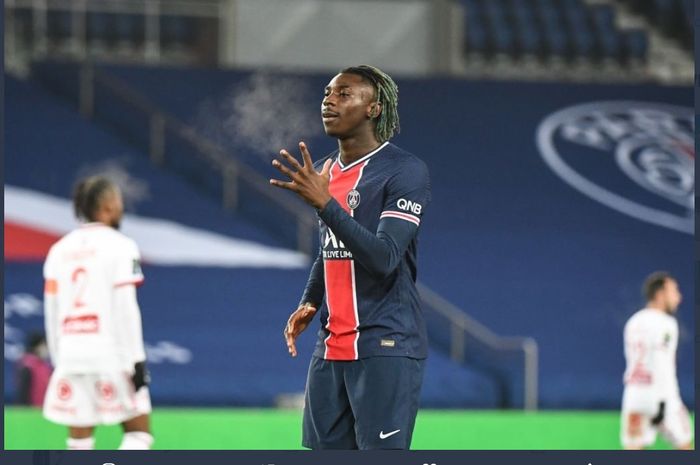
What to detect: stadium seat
<box><xmin>515</xmin><ymin>21</ymin><xmax>543</xmax><ymax>58</ymax></box>
<box><xmin>46</xmin><ymin>10</ymin><xmax>72</xmax><ymax>42</ymax></box>
<box><xmin>511</xmin><ymin>1</ymin><xmax>536</xmax><ymax>25</ymax></box>
<box><xmin>597</xmin><ymin>28</ymin><xmax>623</xmax><ymax>62</ymax></box>
<box><xmin>589</xmin><ymin>4</ymin><xmax>616</xmax><ymax>32</ymax></box>
<box><xmin>570</xmin><ymin>24</ymin><xmax>595</xmax><ymax>61</ymax></box>
<box><xmin>160</xmin><ymin>15</ymin><xmax>196</xmax><ymax>49</ymax></box>
<box><xmin>114</xmin><ymin>14</ymin><xmax>145</xmax><ymax>46</ymax></box>
<box><xmin>622</xmin><ymin>29</ymin><xmax>649</xmax><ymax>63</ymax></box>
<box><xmin>620</xmin><ymin>0</ymin><xmax>690</xmax><ymax>50</ymax></box>
<box><xmin>87</xmin><ymin>12</ymin><xmax>116</xmax><ymax>46</ymax></box>
<box><xmin>651</xmin><ymin>0</ymin><xmax>679</xmax><ymax>35</ymax></box>
<box><xmin>561</xmin><ymin>0</ymin><xmax>584</xmax><ymax>10</ymax></box>
<box><xmin>541</xmin><ymin>15</ymin><xmax>569</xmax><ymax>60</ymax></box>
<box><xmin>680</xmin><ymin>0</ymin><xmax>693</xmax><ymax>46</ymax></box>
<box><xmin>13</xmin><ymin>8</ymin><xmax>34</xmax><ymax>45</ymax></box>
<box><xmin>466</xmin><ymin>21</ymin><xmax>489</xmax><ymax>56</ymax></box>
<box><xmin>489</xmin><ymin>17</ymin><xmax>516</xmax><ymax>56</ymax></box>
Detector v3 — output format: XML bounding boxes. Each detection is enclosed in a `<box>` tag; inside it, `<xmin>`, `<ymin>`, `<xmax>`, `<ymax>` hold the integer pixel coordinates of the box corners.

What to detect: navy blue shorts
<box><xmin>302</xmin><ymin>355</ymin><xmax>426</xmax><ymax>450</ymax></box>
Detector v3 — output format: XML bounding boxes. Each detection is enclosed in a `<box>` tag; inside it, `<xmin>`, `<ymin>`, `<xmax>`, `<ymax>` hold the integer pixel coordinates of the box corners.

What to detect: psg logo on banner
<box><xmin>347</xmin><ymin>189</ymin><xmax>361</xmax><ymax>210</ymax></box>
<box><xmin>537</xmin><ymin>101</ymin><xmax>694</xmax><ymax>234</ymax></box>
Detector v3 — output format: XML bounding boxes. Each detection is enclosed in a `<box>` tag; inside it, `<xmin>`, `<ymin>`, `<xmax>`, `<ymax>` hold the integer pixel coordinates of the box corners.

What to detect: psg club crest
<box><xmin>537</xmin><ymin>101</ymin><xmax>693</xmax><ymax>234</ymax></box>
<box><xmin>347</xmin><ymin>189</ymin><xmax>361</xmax><ymax>210</ymax></box>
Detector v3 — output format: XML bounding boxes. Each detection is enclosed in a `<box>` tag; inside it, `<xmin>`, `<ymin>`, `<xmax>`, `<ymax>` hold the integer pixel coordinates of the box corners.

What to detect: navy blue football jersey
<box><xmin>300</xmin><ymin>142</ymin><xmax>431</xmax><ymax>360</ymax></box>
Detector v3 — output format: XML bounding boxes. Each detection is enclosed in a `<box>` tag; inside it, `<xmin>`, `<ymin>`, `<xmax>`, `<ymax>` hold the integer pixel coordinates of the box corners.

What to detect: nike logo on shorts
<box><xmin>379</xmin><ymin>429</ymin><xmax>401</xmax><ymax>439</ymax></box>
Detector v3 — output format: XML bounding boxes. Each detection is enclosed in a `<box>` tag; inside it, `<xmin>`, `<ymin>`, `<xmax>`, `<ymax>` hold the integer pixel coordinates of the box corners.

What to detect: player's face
<box><xmin>321</xmin><ymin>73</ymin><xmax>376</xmax><ymax>139</ymax></box>
<box><xmin>663</xmin><ymin>279</ymin><xmax>682</xmax><ymax>314</ymax></box>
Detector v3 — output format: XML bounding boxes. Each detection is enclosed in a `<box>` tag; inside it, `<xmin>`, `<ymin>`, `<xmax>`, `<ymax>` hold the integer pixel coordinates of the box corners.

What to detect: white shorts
<box><xmin>620</xmin><ymin>396</ymin><xmax>693</xmax><ymax>449</ymax></box>
<box><xmin>43</xmin><ymin>369</ymin><xmax>152</xmax><ymax>427</ymax></box>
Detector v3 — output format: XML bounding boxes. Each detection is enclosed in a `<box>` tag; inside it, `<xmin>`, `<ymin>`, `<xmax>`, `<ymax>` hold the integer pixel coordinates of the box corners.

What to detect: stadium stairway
<box><xmin>4</xmin><ymin>73</ymin><xmax>501</xmax><ymax>408</ymax></box>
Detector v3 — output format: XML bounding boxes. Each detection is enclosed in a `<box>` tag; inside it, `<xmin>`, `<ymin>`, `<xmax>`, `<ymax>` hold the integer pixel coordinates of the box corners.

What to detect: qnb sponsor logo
<box><xmin>397</xmin><ymin>198</ymin><xmax>422</xmax><ymax>215</ymax></box>
<box><xmin>537</xmin><ymin>101</ymin><xmax>694</xmax><ymax>234</ymax></box>
<box><xmin>322</xmin><ymin>230</ymin><xmax>353</xmax><ymax>260</ymax></box>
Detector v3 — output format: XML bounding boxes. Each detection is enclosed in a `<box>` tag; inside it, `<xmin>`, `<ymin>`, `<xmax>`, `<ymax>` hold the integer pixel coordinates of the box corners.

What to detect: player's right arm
<box><xmin>43</xmin><ymin>249</ymin><xmax>60</xmax><ymax>366</ymax></box>
<box><xmin>284</xmin><ymin>247</ymin><xmax>323</xmax><ymax>357</ymax></box>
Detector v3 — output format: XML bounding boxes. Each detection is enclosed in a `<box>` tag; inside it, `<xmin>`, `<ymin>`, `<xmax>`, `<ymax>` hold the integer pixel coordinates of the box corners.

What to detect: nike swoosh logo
<box><xmin>379</xmin><ymin>429</ymin><xmax>401</xmax><ymax>439</ymax></box>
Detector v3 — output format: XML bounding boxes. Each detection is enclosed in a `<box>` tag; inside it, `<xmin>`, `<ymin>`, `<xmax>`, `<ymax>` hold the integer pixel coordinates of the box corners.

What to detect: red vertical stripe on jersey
<box><xmin>323</xmin><ymin>161</ymin><xmax>363</xmax><ymax>360</ymax></box>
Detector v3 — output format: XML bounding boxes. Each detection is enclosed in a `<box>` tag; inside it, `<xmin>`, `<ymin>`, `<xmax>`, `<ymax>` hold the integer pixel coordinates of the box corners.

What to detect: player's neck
<box><xmin>337</xmin><ymin>134</ymin><xmax>382</xmax><ymax>165</ymax></box>
<box><xmin>646</xmin><ymin>302</ymin><xmax>665</xmax><ymax>313</ymax></box>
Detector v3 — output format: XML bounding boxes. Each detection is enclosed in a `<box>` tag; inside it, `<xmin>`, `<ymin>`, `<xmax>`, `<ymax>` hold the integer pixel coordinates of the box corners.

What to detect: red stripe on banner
<box><xmin>4</xmin><ymin>221</ymin><xmax>61</xmax><ymax>261</ymax></box>
<box><xmin>323</xmin><ymin>161</ymin><xmax>363</xmax><ymax>360</ymax></box>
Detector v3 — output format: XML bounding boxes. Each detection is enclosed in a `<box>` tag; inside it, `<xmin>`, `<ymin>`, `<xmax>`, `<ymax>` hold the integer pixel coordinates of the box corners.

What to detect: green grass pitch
<box><xmin>4</xmin><ymin>407</ymin><xmax>692</xmax><ymax>449</ymax></box>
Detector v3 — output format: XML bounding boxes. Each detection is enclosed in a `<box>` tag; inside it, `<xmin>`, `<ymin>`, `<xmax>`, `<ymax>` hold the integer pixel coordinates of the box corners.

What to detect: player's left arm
<box><xmin>269</xmin><ymin>142</ymin><xmax>430</xmax><ymax>279</ymax></box>
<box><xmin>318</xmin><ymin>160</ymin><xmax>429</xmax><ymax>278</ymax></box>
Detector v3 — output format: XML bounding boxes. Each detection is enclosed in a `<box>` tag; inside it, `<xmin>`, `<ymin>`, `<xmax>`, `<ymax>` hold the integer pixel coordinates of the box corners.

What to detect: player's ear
<box><xmin>368</xmin><ymin>102</ymin><xmax>382</xmax><ymax>119</ymax></box>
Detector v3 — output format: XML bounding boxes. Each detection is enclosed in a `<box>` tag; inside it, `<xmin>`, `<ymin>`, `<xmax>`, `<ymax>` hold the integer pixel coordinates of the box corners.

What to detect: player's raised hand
<box><xmin>284</xmin><ymin>303</ymin><xmax>317</xmax><ymax>357</ymax></box>
<box><xmin>270</xmin><ymin>142</ymin><xmax>333</xmax><ymax>210</ymax></box>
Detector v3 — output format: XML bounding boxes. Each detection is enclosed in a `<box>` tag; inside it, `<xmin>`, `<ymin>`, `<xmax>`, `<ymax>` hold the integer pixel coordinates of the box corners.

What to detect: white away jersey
<box><xmin>623</xmin><ymin>308</ymin><xmax>680</xmax><ymax>404</ymax></box>
<box><xmin>43</xmin><ymin>223</ymin><xmax>145</xmax><ymax>373</ymax></box>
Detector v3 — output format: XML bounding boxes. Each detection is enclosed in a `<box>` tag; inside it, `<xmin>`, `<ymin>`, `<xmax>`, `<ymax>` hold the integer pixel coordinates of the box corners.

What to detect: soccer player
<box><xmin>42</xmin><ymin>176</ymin><xmax>153</xmax><ymax>450</ymax></box>
<box><xmin>621</xmin><ymin>271</ymin><xmax>693</xmax><ymax>450</ymax></box>
<box><xmin>270</xmin><ymin>65</ymin><xmax>431</xmax><ymax>450</ymax></box>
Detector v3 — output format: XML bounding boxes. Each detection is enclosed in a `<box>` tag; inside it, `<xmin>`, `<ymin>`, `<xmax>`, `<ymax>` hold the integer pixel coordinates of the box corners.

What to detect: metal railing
<box><xmin>418</xmin><ymin>282</ymin><xmax>539</xmax><ymax>410</ymax></box>
<box><xmin>77</xmin><ymin>63</ymin><xmax>317</xmax><ymax>256</ymax></box>
<box><xmin>68</xmin><ymin>61</ymin><xmax>538</xmax><ymax>409</ymax></box>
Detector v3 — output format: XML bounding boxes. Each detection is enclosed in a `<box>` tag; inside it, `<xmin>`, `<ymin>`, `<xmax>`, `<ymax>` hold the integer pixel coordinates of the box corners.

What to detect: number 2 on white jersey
<box><xmin>71</xmin><ymin>267</ymin><xmax>88</xmax><ymax>309</ymax></box>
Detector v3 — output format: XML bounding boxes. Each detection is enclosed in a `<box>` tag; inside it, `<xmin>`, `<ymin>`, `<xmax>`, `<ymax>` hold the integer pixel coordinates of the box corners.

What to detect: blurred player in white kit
<box><xmin>621</xmin><ymin>271</ymin><xmax>693</xmax><ymax>450</ymax></box>
<box><xmin>42</xmin><ymin>176</ymin><xmax>153</xmax><ymax>450</ymax></box>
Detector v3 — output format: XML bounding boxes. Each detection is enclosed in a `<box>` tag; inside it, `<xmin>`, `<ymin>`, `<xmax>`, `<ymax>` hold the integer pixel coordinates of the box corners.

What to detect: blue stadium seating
<box><xmin>622</xmin><ymin>28</ymin><xmax>649</xmax><ymax>62</ymax></box>
<box><xmin>466</xmin><ymin>20</ymin><xmax>489</xmax><ymax>55</ymax></box>
<box><xmin>46</xmin><ymin>10</ymin><xmax>71</xmax><ymax>42</ymax></box>
<box><xmin>540</xmin><ymin>8</ymin><xmax>569</xmax><ymax>59</ymax></box>
<box><xmin>515</xmin><ymin>21</ymin><xmax>543</xmax><ymax>57</ymax></box>
<box><xmin>620</xmin><ymin>0</ymin><xmax>692</xmax><ymax>49</ymax></box>
<box><xmin>599</xmin><ymin>30</ymin><xmax>623</xmax><ymax>60</ymax></box>
<box><xmin>86</xmin><ymin>12</ymin><xmax>115</xmax><ymax>44</ymax></box>
<box><xmin>490</xmin><ymin>17</ymin><xmax>517</xmax><ymax>56</ymax></box>
<box><xmin>460</xmin><ymin>0</ymin><xmax>652</xmax><ymax>63</ymax></box>
<box><xmin>114</xmin><ymin>14</ymin><xmax>145</xmax><ymax>45</ymax></box>
<box><xmin>13</xmin><ymin>8</ymin><xmax>34</xmax><ymax>43</ymax></box>
<box><xmin>569</xmin><ymin>26</ymin><xmax>595</xmax><ymax>60</ymax></box>
<box><xmin>590</xmin><ymin>4</ymin><xmax>617</xmax><ymax>31</ymax></box>
<box><xmin>160</xmin><ymin>15</ymin><xmax>196</xmax><ymax>48</ymax></box>
<box><xmin>589</xmin><ymin>5</ymin><xmax>623</xmax><ymax>60</ymax></box>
